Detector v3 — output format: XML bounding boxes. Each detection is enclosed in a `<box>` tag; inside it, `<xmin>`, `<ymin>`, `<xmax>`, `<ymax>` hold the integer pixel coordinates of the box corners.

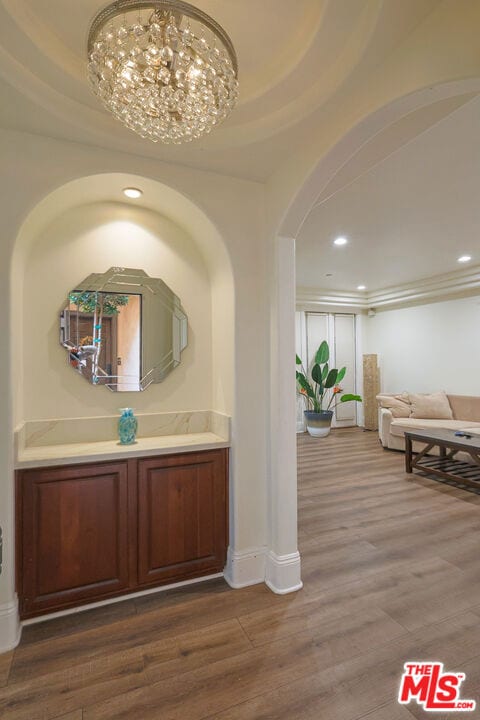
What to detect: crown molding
<box><xmin>297</xmin><ymin>265</ymin><xmax>480</xmax><ymax>312</ymax></box>
<box><xmin>296</xmin><ymin>287</ymin><xmax>366</xmax><ymax>309</ymax></box>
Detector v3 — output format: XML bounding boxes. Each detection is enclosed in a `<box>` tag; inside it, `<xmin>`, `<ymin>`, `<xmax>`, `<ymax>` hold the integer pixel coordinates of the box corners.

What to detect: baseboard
<box><xmin>0</xmin><ymin>596</ymin><xmax>21</xmax><ymax>653</ymax></box>
<box><xmin>22</xmin><ymin>572</ymin><xmax>224</xmax><ymax>626</ymax></box>
<box><xmin>265</xmin><ymin>550</ymin><xmax>303</xmax><ymax>594</ymax></box>
<box><xmin>224</xmin><ymin>546</ymin><xmax>267</xmax><ymax>588</ymax></box>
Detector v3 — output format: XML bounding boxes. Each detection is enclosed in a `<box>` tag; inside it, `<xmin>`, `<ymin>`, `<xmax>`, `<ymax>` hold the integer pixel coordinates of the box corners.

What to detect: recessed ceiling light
<box><xmin>123</xmin><ymin>187</ymin><xmax>143</xmax><ymax>199</ymax></box>
<box><xmin>458</xmin><ymin>255</ymin><xmax>472</xmax><ymax>263</ymax></box>
<box><xmin>334</xmin><ymin>236</ymin><xmax>348</xmax><ymax>246</ymax></box>
<box><xmin>357</xmin><ymin>285</ymin><xmax>366</xmax><ymax>290</ymax></box>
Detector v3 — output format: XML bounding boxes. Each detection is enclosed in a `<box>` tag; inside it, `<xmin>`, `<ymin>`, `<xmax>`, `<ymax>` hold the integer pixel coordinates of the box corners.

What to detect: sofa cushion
<box><xmin>390</xmin><ymin>418</ymin><xmax>480</xmax><ymax>438</ymax></box>
<box><xmin>376</xmin><ymin>392</ymin><xmax>411</xmax><ymax>418</ymax></box>
<box><xmin>447</xmin><ymin>395</ymin><xmax>480</xmax><ymax>422</ymax></box>
<box><xmin>409</xmin><ymin>391</ymin><xmax>453</xmax><ymax>420</ymax></box>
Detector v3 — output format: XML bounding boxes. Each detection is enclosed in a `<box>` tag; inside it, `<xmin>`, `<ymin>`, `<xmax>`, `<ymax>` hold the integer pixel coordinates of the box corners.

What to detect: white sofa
<box><xmin>378</xmin><ymin>393</ymin><xmax>480</xmax><ymax>452</ymax></box>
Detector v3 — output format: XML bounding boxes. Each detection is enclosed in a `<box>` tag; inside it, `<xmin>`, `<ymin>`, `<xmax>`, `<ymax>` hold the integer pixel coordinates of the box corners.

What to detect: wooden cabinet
<box><xmin>137</xmin><ymin>451</ymin><xmax>228</xmax><ymax>586</ymax></box>
<box><xmin>16</xmin><ymin>449</ymin><xmax>228</xmax><ymax>619</ymax></box>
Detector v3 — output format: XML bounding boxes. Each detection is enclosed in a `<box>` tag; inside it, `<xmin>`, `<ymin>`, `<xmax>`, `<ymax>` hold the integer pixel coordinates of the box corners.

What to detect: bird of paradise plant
<box><xmin>296</xmin><ymin>340</ymin><xmax>362</xmax><ymax>413</ymax></box>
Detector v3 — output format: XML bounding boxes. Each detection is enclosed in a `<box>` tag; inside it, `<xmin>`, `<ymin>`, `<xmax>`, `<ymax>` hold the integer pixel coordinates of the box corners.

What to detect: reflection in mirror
<box><xmin>60</xmin><ymin>268</ymin><xmax>187</xmax><ymax>392</ymax></box>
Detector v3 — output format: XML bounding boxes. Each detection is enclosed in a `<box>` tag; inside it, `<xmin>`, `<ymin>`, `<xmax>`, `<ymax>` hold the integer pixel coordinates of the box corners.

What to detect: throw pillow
<box><xmin>409</xmin><ymin>391</ymin><xmax>453</xmax><ymax>420</ymax></box>
<box><xmin>376</xmin><ymin>393</ymin><xmax>411</xmax><ymax>418</ymax></box>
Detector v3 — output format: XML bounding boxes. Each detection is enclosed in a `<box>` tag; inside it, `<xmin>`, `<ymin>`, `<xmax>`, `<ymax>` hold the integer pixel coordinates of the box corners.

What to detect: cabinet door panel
<box><xmin>138</xmin><ymin>451</ymin><xmax>227</xmax><ymax>585</ymax></box>
<box><xmin>21</xmin><ymin>461</ymin><xmax>129</xmax><ymax>616</ymax></box>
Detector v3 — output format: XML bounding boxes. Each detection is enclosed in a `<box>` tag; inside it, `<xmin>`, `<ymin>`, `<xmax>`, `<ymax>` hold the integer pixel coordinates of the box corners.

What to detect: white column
<box><xmin>0</xmin><ymin>271</ymin><xmax>21</xmax><ymax>653</ymax></box>
<box><xmin>224</xmin><ymin>232</ymin><xmax>269</xmax><ymax>590</ymax></box>
<box><xmin>266</xmin><ymin>235</ymin><xmax>302</xmax><ymax>594</ymax></box>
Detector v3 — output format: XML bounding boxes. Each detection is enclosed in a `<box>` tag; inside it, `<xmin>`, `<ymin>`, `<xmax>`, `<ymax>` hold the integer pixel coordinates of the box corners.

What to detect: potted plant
<box><xmin>296</xmin><ymin>340</ymin><xmax>362</xmax><ymax>437</ymax></box>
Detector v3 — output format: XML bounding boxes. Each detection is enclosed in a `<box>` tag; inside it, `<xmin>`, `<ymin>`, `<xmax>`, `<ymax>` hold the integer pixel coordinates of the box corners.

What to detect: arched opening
<box><xmin>278</xmin><ymin>79</ymin><xmax>480</xmax><ymax>240</ymax></box>
<box><xmin>270</xmin><ymin>81</ymin><xmax>480</xmax><ymax>600</ymax></box>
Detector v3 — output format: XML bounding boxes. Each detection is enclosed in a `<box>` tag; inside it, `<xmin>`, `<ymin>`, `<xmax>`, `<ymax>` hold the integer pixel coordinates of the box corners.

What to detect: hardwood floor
<box><xmin>3</xmin><ymin>427</ymin><xmax>480</xmax><ymax>719</ymax></box>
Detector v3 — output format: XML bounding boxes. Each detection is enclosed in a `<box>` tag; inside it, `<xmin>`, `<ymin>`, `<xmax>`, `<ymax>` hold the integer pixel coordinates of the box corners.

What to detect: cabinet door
<box><xmin>20</xmin><ymin>461</ymin><xmax>129</xmax><ymax>617</ymax></box>
<box><xmin>137</xmin><ymin>450</ymin><xmax>228</xmax><ymax>586</ymax></box>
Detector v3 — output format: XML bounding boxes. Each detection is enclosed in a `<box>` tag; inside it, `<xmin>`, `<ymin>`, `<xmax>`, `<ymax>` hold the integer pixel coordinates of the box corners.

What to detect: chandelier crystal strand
<box><xmin>88</xmin><ymin>0</ymin><xmax>239</xmax><ymax>144</ymax></box>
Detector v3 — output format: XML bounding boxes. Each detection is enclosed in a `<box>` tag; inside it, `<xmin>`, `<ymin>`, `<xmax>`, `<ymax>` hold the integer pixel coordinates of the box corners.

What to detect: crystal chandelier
<box><xmin>88</xmin><ymin>0</ymin><xmax>239</xmax><ymax>144</ymax></box>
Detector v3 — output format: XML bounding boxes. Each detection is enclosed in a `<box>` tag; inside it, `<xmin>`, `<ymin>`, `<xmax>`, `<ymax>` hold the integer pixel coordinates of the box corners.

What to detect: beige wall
<box><xmin>22</xmin><ymin>202</ymin><xmax>213</xmax><ymax>420</ymax></box>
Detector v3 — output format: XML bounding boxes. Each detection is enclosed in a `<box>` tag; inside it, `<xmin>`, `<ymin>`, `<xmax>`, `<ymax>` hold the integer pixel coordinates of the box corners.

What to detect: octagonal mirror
<box><xmin>60</xmin><ymin>267</ymin><xmax>187</xmax><ymax>391</ymax></box>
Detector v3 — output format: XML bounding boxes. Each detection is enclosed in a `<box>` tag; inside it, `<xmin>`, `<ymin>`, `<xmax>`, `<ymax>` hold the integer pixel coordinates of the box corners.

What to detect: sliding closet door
<box><xmin>334</xmin><ymin>314</ymin><xmax>357</xmax><ymax>426</ymax></box>
<box><xmin>295</xmin><ymin>311</ymin><xmax>357</xmax><ymax>430</ymax></box>
<box><xmin>296</xmin><ymin>311</ymin><xmax>329</xmax><ymax>431</ymax></box>
<box><xmin>305</xmin><ymin>313</ymin><xmax>329</xmax><ymax>369</ymax></box>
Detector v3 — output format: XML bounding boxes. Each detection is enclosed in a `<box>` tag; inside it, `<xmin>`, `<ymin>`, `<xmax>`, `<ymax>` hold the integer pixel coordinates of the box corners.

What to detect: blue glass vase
<box><xmin>118</xmin><ymin>408</ymin><xmax>138</xmax><ymax>445</ymax></box>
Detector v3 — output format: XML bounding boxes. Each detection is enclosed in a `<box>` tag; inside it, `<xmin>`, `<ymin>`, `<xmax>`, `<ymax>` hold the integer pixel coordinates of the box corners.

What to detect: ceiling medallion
<box><xmin>88</xmin><ymin>0</ymin><xmax>239</xmax><ymax>144</ymax></box>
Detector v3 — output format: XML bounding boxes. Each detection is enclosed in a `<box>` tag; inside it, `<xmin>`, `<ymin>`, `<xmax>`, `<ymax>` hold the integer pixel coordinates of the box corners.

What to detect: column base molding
<box><xmin>225</xmin><ymin>547</ymin><xmax>303</xmax><ymax>595</ymax></box>
<box><xmin>224</xmin><ymin>546</ymin><xmax>267</xmax><ymax>589</ymax></box>
<box><xmin>0</xmin><ymin>596</ymin><xmax>21</xmax><ymax>654</ymax></box>
<box><xmin>265</xmin><ymin>550</ymin><xmax>303</xmax><ymax>594</ymax></box>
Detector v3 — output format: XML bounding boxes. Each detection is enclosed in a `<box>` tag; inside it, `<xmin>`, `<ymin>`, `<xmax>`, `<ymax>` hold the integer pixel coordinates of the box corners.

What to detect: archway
<box><xmin>270</xmin><ymin>81</ymin><xmax>480</xmax><ymax>596</ymax></box>
<box><xmin>279</xmin><ymin>80</ymin><xmax>480</xmax><ymax>240</ymax></box>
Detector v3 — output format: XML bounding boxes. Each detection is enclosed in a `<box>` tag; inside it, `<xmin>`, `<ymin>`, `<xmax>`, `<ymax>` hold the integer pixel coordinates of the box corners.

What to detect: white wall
<box><xmin>22</xmin><ymin>202</ymin><xmax>212</xmax><ymax>421</ymax></box>
<box><xmin>364</xmin><ymin>295</ymin><xmax>480</xmax><ymax>395</ymax></box>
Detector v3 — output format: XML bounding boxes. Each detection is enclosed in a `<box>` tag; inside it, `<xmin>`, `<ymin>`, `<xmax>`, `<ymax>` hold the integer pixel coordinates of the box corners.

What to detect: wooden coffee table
<box><xmin>405</xmin><ymin>428</ymin><xmax>480</xmax><ymax>490</ymax></box>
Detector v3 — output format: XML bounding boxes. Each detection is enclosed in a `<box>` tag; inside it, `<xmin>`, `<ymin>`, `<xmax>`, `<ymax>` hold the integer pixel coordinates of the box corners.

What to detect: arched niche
<box><xmin>0</xmin><ymin>173</ymin><xmax>238</xmax><ymax>651</ymax></box>
<box><xmin>12</xmin><ymin>173</ymin><xmax>235</xmax><ymax>425</ymax></box>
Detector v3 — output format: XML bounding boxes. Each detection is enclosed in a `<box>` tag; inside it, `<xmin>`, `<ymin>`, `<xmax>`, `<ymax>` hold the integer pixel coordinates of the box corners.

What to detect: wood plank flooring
<box><xmin>3</xmin><ymin>427</ymin><xmax>480</xmax><ymax>719</ymax></box>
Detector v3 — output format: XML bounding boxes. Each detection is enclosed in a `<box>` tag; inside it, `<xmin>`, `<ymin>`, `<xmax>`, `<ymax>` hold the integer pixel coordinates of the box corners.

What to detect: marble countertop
<box><xmin>16</xmin><ymin>431</ymin><xmax>230</xmax><ymax>469</ymax></box>
<box><xmin>15</xmin><ymin>410</ymin><xmax>231</xmax><ymax>469</ymax></box>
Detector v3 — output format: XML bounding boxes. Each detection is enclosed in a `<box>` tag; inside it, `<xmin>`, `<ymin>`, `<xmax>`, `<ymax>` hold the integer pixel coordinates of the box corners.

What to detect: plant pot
<box><xmin>304</xmin><ymin>410</ymin><xmax>333</xmax><ymax>438</ymax></box>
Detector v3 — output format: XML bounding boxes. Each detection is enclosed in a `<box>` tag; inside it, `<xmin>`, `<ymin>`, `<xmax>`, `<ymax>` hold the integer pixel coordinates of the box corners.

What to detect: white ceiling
<box><xmin>296</xmin><ymin>94</ymin><xmax>480</xmax><ymax>294</ymax></box>
<box><xmin>0</xmin><ymin>0</ymin><xmax>441</xmax><ymax>181</ymax></box>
